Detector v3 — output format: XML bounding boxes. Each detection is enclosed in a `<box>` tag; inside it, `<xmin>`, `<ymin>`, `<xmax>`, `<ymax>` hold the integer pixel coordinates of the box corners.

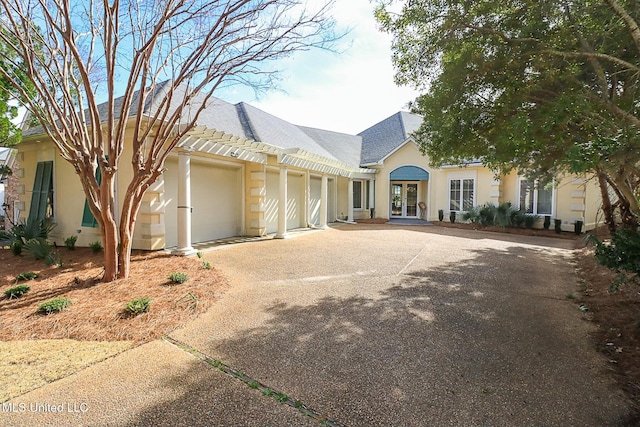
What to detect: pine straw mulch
<box><xmin>0</xmin><ymin>247</ymin><xmax>229</xmax><ymax>343</ymax></box>
<box><xmin>575</xmin><ymin>245</ymin><xmax>640</xmax><ymax>420</ymax></box>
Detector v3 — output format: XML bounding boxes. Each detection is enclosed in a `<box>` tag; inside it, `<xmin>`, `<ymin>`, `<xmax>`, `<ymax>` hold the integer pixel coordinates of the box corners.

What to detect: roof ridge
<box><xmin>235</xmin><ymin>102</ymin><xmax>259</xmax><ymax>142</ymax></box>
<box><xmin>397</xmin><ymin>111</ymin><xmax>408</xmax><ymax>140</ymax></box>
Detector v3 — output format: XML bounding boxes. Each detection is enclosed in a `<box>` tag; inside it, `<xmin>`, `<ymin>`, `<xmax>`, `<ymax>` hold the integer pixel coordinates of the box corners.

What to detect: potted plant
<box><xmin>554</xmin><ymin>219</ymin><xmax>562</xmax><ymax>234</ymax></box>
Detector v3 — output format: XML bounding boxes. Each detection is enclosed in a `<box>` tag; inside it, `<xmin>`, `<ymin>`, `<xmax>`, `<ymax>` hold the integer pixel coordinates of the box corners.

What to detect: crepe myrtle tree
<box><xmin>376</xmin><ymin>0</ymin><xmax>640</xmax><ymax>229</ymax></box>
<box><xmin>0</xmin><ymin>0</ymin><xmax>338</xmax><ymax>281</ymax></box>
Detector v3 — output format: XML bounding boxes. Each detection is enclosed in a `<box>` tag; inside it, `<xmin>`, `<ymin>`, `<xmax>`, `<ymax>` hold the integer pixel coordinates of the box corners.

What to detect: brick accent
<box><xmin>2</xmin><ymin>158</ymin><xmax>19</xmax><ymax>229</ymax></box>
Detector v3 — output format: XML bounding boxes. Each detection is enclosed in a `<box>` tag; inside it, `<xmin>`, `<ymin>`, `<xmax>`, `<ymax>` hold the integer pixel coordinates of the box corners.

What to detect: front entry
<box><xmin>391</xmin><ymin>182</ymin><xmax>419</xmax><ymax>218</ymax></box>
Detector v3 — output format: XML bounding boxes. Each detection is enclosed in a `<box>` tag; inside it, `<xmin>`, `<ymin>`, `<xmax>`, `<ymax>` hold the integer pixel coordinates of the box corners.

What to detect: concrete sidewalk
<box><xmin>1</xmin><ymin>225</ymin><xmax>634</xmax><ymax>426</ymax></box>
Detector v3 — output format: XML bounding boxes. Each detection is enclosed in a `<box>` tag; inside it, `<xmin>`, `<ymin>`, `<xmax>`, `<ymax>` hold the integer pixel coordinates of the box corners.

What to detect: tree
<box><xmin>376</xmin><ymin>0</ymin><xmax>640</xmax><ymax>228</ymax></box>
<box><xmin>0</xmin><ymin>33</ymin><xmax>28</xmax><ymax>147</ymax></box>
<box><xmin>0</xmin><ymin>0</ymin><xmax>337</xmax><ymax>281</ymax></box>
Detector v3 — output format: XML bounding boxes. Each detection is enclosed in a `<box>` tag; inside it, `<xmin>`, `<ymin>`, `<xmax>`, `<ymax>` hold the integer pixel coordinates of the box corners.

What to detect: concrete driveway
<box><xmin>2</xmin><ymin>224</ymin><xmax>633</xmax><ymax>426</ymax></box>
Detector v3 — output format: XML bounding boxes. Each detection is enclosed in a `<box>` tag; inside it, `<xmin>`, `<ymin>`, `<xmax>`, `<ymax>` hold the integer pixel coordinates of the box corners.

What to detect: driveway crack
<box><xmin>163</xmin><ymin>335</ymin><xmax>347</xmax><ymax>427</ymax></box>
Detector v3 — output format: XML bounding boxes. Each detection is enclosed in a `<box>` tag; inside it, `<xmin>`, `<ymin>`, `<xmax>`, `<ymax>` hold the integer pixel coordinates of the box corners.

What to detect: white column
<box><xmin>347</xmin><ymin>178</ymin><xmax>354</xmax><ymax>222</ymax></box>
<box><xmin>172</xmin><ymin>150</ymin><xmax>196</xmax><ymax>255</ymax></box>
<box><xmin>275</xmin><ymin>165</ymin><xmax>289</xmax><ymax>239</ymax></box>
<box><xmin>319</xmin><ymin>174</ymin><xmax>328</xmax><ymax>229</ymax></box>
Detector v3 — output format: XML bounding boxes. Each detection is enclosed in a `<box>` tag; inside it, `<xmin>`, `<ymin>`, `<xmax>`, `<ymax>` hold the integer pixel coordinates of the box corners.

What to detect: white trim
<box><xmin>447</xmin><ymin>170</ymin><xmax>477</xmax><ymax>213</ymax></box>
<box><xmin>516</xmin><ymin>177</ymin><xmax>556</xmax><ymax>217</ymax></box>
<box><xmin>389</xmin><ymin>181</ymin><xmax>421</xmax><ymax>218</ymax></box>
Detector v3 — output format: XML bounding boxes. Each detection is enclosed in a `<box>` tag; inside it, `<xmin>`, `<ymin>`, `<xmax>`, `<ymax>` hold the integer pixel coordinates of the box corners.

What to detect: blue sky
<box><xmin>218</xmin><ymin>0</ymin><xmax>419</xmax><ymax>135</ymax></box>
<box><xmin>10</xmin><ymin>0</ymin><xmax>418</xmax><ymax>135</ymax></box>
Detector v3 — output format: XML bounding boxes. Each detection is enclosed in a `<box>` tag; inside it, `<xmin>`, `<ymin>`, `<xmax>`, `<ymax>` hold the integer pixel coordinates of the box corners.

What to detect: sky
<box><xmin>217</xmin><ymin>0</ymin><xmax>420</xmax><ymax>135</ymax></box>
<box><xmin>9</xmin><ymin>0</ymin><xmax>419</xmax><ymax>136</ymax></box>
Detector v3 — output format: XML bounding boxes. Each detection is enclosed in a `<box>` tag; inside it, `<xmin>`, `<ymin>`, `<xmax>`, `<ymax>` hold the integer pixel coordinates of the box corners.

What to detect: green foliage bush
<box><xmin>89</xmin><ymin>240</ymin><xmax>103</xmax><ymax>253</ymax></box>
<box><xmin>23</xmin><ymin>238</ymin><xmax>52</xmax><ymax>260</ymax></box>
<box><xmin>125</xmin><ymin>297</ymin><xmax>151</xmax><ymax>315</ymax></box>
<box><xmin>168</xmin><ymin>272</ymin><xmax>189</xmax><ymax>284</ymax></box>
<box><xmin>462</xmin><ymin>202</ymin><xmax>531</xmax><ymax>228</ymax></box>
<box><xmin>11</xmin><ymin>240</ymin><xmax>22</xmax><ymax>256</ymax></box>
<box><xmin>4</xmin><ymin>284</ymin><xmax>30</xmax><ymax>299</ymax></box>
<box><xmin>37</xmin><ymin>297</ymin><xmax>71</xmax><ymax>314</ymax></box>
<box><xmin>15</xmin><ymin>271</ymin><xmax>38</xmax><ymax>281</ymax></box>
<box><xmin>593</xmin><ymin>228</ymin><xmax>640</xmax><ymax>291</ymax></box>
<box><xmin>64</xmin><ymin>235</ymin><xmax>77</xmax><ymax>250</ymax></box>
<box><xmin>0</xmin><ymin>217</ymin><xmax>56</xmax><ymax>248</ymax></box>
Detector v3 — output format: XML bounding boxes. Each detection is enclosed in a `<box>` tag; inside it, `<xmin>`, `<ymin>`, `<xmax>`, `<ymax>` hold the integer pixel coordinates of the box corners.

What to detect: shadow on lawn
<box><xmin>129</xmin><ymin>244</ymin><xmax>634</xmax><ymax>427</ymax></box>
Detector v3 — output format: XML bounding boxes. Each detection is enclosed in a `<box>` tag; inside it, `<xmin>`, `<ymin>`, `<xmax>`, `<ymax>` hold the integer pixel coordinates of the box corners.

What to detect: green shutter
<box><xmin>81</xmin><ymin>165</ymin><xmax>102</xmax><ymax>228</ymax></box>
<box><xmin>28</xmin><ymin>161</ymin><xmax>53</xmax><ymax>222</ymax></box>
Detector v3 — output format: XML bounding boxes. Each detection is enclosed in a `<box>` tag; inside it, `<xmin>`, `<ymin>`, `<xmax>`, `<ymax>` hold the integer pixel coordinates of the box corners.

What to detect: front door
<box><xmin>390</xmin><ymin>182</ymin><xmax>419</xmax><ymax>218</ymax></box>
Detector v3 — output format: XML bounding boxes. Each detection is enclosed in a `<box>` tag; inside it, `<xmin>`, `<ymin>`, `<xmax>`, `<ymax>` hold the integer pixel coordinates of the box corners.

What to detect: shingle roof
<box><xmin>20</xmin><ymin>82</ymin><xmax>421</xmax><ymax>171</ymax></box>
<box><xmin>297</xmin><ymin>126</ymin><xmax>362</xmax><ymax>169</ymax></box>
<box><xmin>358</xmin><ymin>111</ymin><xmax>423</xmax><ymax>165</ymax></box>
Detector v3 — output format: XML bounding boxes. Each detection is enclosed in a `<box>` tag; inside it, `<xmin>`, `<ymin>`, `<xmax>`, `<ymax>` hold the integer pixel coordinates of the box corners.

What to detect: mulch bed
<box><xmin>0</xmin><ymin>248</ymin><xmax>229</xmax><ymax>343</ymax></box>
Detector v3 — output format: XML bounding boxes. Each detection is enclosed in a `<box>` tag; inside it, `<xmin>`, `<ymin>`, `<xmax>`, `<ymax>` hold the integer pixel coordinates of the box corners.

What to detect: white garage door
<box><xmin>265</xmin><ymin>170</ymin><xmax>304</xmax><ymax>234</ymax></box>
<box><xmin>309</xmin><ymin>176</ymin><xmax>322</xmax><ymax>226</ymax></box>
<box><xmin>164</xmin><ymin>158</ymin><xmax>241</xmax><ymax>248</ymax></box>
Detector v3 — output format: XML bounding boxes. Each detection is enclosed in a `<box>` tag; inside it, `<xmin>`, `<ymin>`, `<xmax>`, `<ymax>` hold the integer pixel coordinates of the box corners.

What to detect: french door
<box><xmin>390</xmin><ymin>182</ymin><xmax>419</xmax><ymax>218</ymax></box>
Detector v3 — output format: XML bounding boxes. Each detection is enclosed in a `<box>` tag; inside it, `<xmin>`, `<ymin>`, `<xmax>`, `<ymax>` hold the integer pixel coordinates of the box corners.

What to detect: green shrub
<box><xmin>10</xmin><ymin>240</ymin><xmax>22</xmax><ymax>256</ymax></box>
<box><xmin>0</xmin><ymin>217</ymin><xmax>56</xmax><ymax>246</ymax></box>
<box><xmin>125</xmin><ymin>297</ymin><xmax>151</xmax><ymax>315</ymax></box>
<box><xmin>23</xmin><ymin>238</ymin><xmax>52</xmax><ymax>260</ymax></box>
<box><xmin>4</xmin><ymin>284</ymin><xmax>30</xmax><ymax>299</ymax></box>
<box><xmin>524</xmin><ymin>214</ymin><xmax>539</xmax><ymax>229</ymax></box>
<box><xmin>64</xmin><ymin>235</ymin><xmax>77</xmax><ymax>250</ymax></box>
<box><xmin>37</xmin><ymin>297</ymin><xmax>71</xmax><ymax>314</ymax></box>
<box><xmin>89</xmin><ymin>240</ymin><xmax>103</xmax><ymax>253</ymax></box>
<box><xmin>593</xmin><ymin>228</ymin><xmax>640</xmax><ymax>291</ymax></box>
<box><xmin>168</xmin><ymin>272</ymin><xmax>189</xmax><ymax>284</ymax></box>
<box><xmin>45</xmin><ymin>251</ymin><xmax>62</xmax><ymax>267</ymax></box>
<box><xmin>15</xmin><ymin>271</ymin><xmax>38</xmax><ymax>281</ymax></box>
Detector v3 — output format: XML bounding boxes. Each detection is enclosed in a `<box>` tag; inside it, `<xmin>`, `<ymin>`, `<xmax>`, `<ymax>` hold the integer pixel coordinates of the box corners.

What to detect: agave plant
<box><xmin>0</xmin><ymin>217</ymin><xmax>56</xmax><ymax>246</ymax></box>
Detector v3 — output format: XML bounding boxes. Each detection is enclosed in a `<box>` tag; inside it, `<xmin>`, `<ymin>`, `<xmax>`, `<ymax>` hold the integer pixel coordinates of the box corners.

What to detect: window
<box><xmin>28</xmin><ymin>161</ymin><xmax>54</xmax><ymax>222</ymax></box>
<box><xmin>353</xmin><ymin>180</ymin><xmax>362</xmax><ymax>209</ymax></box>
<box><xmin>352</xmin><ymin>180</ymin><xmax>370</xmax><ymax>210</ymax></box>
<box><xmin>519</xmin><ymin>179</ymin><xmax>553</xmax><ymax>215</ymax></box>
<box><xmin>449</xmin><ymin>178</ymin><xmax>474</xmax><ymax>211</ymax></box>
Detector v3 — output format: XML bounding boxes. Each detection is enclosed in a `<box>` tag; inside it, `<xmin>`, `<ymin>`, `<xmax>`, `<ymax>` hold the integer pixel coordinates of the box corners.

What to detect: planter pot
<box><xmin>554</xmin><ymin>219</ymin><xmax>562</xmax><ymax>234</ymax></box>
<box><xmin>574</xmin><ymin>220</ymin><xmax>583</xmax><ymax>235</ymax></box>
<box><xmin>543</xmin><ymin>215</ymin><xmax>551</xmax><ymax>230</ymax></box>
<box><xmin>438</xmin><ymin>210</ymin><xmax>444</xmax><ymax>222</ymax></box>
<box><xmin>449</xmin><ymin>211</ymin><xmax>456</xmax><ymax>223</ymax></box>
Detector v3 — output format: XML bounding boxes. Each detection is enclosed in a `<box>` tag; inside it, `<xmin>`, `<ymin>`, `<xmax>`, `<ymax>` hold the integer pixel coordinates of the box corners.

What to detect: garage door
<box><xmin>309</xmin><ymin>176</ymin><xmax>321</xmax><ymax>226</ymax></box>
<box><xmin>265</xmin><ymin>170</ymin><xmax>304</xmax><ymax>234</ymax></box>
<box><xmin>164</xmin><ymin>158</ymin><xmax>241</xmax><ymax>248</ymax></box>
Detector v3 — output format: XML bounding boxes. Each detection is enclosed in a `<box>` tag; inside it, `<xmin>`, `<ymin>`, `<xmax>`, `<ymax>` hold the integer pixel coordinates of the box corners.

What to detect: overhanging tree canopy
<box><xmin>376</xmin><ymin>0</ymin><xmax>640</xmax><ymax>226</ymax></box>
<box><xmin>0</xmin><ymin>0</ymin><xmax>338</xmax><ymax>281</ymax></box>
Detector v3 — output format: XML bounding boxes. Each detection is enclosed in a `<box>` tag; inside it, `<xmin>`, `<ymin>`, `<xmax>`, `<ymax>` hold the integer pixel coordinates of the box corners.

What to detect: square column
<box><xmin>347</xmin><ymin>178</ymin><xmax>354</xmax><ymax>222</ymax></box>
<box><xmin>319</xmin><ymin>174</ymin><xmax>328</xmax><ymax>229</ymax></box>
<box><xmin>275</xmin><ymin>165</ymin><xmax>289</xmax><ymax>239</ymax></box>
<box><xmin>172</xmin><ymin>149</ymin><xmax>196</xmax><ymax>256</ymax></box>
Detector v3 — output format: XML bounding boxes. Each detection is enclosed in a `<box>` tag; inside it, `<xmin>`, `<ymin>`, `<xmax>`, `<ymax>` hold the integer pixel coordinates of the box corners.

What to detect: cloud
<box><xmin>218</xmin><ymin>0</ymin><xmax>419</xmax><ymax>135</ymax></box>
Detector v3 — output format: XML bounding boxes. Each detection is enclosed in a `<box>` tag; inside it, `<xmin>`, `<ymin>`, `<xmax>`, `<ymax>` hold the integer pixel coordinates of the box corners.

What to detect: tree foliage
<box><xmin>0</xmin><ymin>0</ymin><xmax>338</xmax><ymax>281</ymax></box>
<box><xmin>376</xmin><ymin>0</ymin><xmax>640</xmax><ymax>224</ymax></box>
<box><xmin>0</xmin><ymin>30</ymin><xmax>30</xmax><ymax>147</ymax></box>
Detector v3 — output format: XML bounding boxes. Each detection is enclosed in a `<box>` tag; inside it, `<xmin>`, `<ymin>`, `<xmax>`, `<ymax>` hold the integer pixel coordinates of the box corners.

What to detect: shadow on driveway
<box><xmin>132</xmin><ymin>243</ymin><xmax>633</xmax><ymax>426</ymax></box>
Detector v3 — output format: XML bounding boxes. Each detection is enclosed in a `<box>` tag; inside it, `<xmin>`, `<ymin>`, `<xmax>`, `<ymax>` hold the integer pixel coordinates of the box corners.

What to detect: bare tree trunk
<box><xmin>597</xmin><ymin>169</ymin><xmax>617</xmax><ymax>234</ymax></box>
<box><xmin>101</xmin><ymin>175</ymin><xmax>120</xmax><ymax>281</ymax></box>
<box><xmin>612</xmin><ymin>170</ymin><xmax>640</xmax><ymax>229</ymax></box>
